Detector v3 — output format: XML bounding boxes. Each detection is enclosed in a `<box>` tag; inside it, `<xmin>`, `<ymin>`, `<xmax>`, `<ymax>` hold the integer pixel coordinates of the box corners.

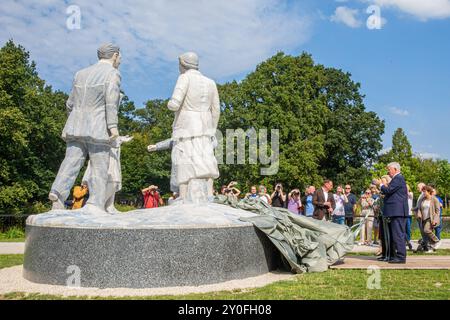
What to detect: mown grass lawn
<box><xmin>1</xmin><ymin>254</ymin><xmax>449</xmax><ymax>300</ymax></box>
<box><xmin>0</xmin><ymin>254</ymin><xmax>23</xmax><ymax>269</ymax></box>
<box><xmin>0</xmin><ymin>237</ymin><xmax>25</xmax><ymax>243</ymax></box>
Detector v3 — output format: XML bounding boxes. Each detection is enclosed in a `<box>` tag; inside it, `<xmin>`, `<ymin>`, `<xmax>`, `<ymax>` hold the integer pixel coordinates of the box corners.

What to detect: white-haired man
<box><xmin>49</xmin><ymin>43</ymin><xmax>122</xmax><ymax>214</ymax></box>
<box><xmin>375</xmin><ymin>162</ymin><xmax>409</xmax><ymax>263</ymax></box>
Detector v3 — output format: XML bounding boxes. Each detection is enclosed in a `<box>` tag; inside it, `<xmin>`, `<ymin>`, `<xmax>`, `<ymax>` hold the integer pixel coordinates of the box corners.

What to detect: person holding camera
<box><xmin>358</xmin><ymin>189</ymin><xmax>375</xmax><ymax>245</ymax></box>
<box><xmin>223</xmin><ymin>181</ymin><xmax>241</xmax><ymax>201</ymax></box>
<box><xmin>374</xmin><ymin>162</ymin><xmax>409</xmax><ymax>264</ymax></box>
<box><xmin>271</xmin><ymin>183</ymin><xmax>287</xmax><ymax>208</ymax></box>
<box><xmin>287</xmin><ymin>189</ymin><xmax>302</xmax><ymax>215</ymax></box>
<box><xmin>142</xmin><ymin>185</ymin><xmax>164</xmax><ymax>209</ymax></box>
<box><xmin>332</xmin><ymin>185</ymin><xmax>348</xmax><ymax>225</ymax></box>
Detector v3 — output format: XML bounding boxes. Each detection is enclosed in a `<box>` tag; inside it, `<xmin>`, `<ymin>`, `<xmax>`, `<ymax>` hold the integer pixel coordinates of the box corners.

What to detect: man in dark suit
<box><xmin>376</xmin><ymin>162</ymin><xmax>409</xmax><ymax>264</ymax></box>
<box><xmin>313</xmin><ymin>180</ymin><xmax>336</xmax><ymax>221</ymax></box>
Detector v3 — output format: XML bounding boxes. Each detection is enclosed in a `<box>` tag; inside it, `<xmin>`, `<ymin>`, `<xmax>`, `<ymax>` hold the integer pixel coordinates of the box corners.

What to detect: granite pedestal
<box><xmin>23</xmin><ymin>203</ymin><xmax>278</xmax><ymax>288</ymax></box>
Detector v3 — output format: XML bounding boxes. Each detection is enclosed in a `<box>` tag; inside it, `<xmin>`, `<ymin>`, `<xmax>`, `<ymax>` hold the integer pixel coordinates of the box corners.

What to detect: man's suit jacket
<box><xmin>380</xmin><ymin>174</ymin><xmax>409</xmax><ymax>217</ymax></box>
<box><xmin>313</xmin><ymin>188</ymin><xmax>336</xmax><ymax>220</ymax></box>
<box><xmin>62</xmin><ymin>61</ymin><xmax>121</xmax><ymax>145</ymax></box>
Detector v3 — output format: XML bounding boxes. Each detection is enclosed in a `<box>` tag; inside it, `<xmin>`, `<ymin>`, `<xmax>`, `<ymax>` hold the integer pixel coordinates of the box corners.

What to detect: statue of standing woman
<box><xmin>149</xmin><ymin>52</ymin><xmax>220</xmax><ymax>203</ymax></box>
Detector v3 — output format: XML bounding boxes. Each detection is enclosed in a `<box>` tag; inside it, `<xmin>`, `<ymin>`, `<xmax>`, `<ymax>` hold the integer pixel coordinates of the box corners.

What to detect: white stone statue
<box><xmin>82</xmin><ymin>135</ymin><xmax>133</xmax><ymax>214</ymax></box>
<box><xmin>49</xmin><ymin>43</ymin><xmax>122</xmax><ymax>214</ymax></box>
<box><xmin>148</xmin><ymin>52</ymin><xmax>220</xmax><ymax>202</ymax></box>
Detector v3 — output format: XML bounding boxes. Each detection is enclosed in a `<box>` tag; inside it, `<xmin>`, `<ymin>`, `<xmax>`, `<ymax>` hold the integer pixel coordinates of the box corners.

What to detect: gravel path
<box><xmin>0</xmin><ymin>266</ymin><xmax>295</xmax><ymax>298</ymax></box>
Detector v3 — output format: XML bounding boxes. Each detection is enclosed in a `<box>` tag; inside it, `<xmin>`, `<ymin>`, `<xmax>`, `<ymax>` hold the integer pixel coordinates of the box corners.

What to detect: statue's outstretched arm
<box><xmin>148</xmin><ymin>138</ymin><xmax>173</xmax><ymax>152</ymax></box>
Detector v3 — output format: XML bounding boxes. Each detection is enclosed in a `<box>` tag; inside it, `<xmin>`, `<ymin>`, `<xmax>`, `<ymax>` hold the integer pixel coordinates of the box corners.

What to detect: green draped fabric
<box><xmin>214</xmin><ymin>195</ymin><xmax>355</xmax><ymax>273</ymax></box>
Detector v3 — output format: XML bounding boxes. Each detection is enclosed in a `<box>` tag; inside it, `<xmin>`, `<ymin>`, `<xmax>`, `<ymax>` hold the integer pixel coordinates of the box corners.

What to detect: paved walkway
<box><xmin>1</xmin><ymin>239</ymin><xmax>449</xmax><ymax>255</ymax></box>
<box><xmin>351</xmin><ymin>239</ymin><xmax>450</xmax><ymax>254</ymax></box>
<box><xmin>0</xmin><ymin>242</ymin><xmax>25</xmax><ymax>254</ymax></box>
<box><xmin>332</xmin><ymin>255</ymin><xmax>450</xmax><ymax>270</ymax></box>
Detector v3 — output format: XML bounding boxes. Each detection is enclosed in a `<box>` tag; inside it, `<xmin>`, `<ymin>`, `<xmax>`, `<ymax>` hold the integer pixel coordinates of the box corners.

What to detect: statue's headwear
<box><xmin>179</xmin><ymin>52</ymin><xmax>199</xmax><ymax>70</ymax></box>
<box><xmin>97</xmin><ymin>43</ymin><xmax>120</xmax><ymax>60</ymax></box>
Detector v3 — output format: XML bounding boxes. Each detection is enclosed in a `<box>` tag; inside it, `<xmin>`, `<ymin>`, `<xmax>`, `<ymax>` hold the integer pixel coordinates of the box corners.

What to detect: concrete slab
<box><xmin>350</xmin><ymin>239</ymin><xmax>450</xmax><ymax>254</ymax></box>
<box><xmin>332</xmin><ymin>255</ymin><xmax>450</xmax><ymax>270</ymax></box>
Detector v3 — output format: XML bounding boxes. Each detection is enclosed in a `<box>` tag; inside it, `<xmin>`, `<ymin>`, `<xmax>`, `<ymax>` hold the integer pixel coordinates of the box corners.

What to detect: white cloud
<box><xmin>0</xmin><ymin>0</ymin><xmax>312</xmax><ymax>98</ymax></box>
<box><xmin>389</xmin><ymin>107</ymin><xmax>410</xmax><ymax>117</ymax></box>
<box><xmin>370</xmin><ymin>0</ymin><xmax>450</xmax><ymax>21</ymax></box>
<box><xmin>416</xmin><ymin>152</ymin><xmax>441</xmax><ymax>160</ymax></box>
<box><xmin>379</xmin><ymin>147</ymin><xmax>392</xmax><ymax>155</ymax></box>
<box><xmin>331</xmin><ymin>6</ymin><xmax>362</xmax><ymax>28</ymax></box>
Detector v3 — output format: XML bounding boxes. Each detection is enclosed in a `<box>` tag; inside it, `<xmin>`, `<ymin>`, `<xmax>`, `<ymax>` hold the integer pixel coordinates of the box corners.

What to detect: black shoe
<box><xmin>377</xmin><ymin>256</ymin><xmax>387</xmax><ymax>261</ymax></box>
<box><xmin>388</xmin><ymin>258</ymin><xmax>406</xmax><ymax>264</ymax></box>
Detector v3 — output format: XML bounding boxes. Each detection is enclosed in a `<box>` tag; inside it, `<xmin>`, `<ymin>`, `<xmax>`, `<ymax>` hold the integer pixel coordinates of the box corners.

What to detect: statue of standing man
<box><xmin>150</xmin><ymin>52</ymin><xmax>220</xmax><ymax>202</ymax></box>
<box><xmin>49</xmin><ymin>43</ymin><xmax>122</xmax><ymax>214</ymax></box>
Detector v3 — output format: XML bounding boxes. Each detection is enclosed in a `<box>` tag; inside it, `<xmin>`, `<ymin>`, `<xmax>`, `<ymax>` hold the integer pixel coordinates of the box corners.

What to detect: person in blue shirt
<box><xmin>301</xmin><ymin>186</ymin><xmax>316</xmax><ymax>217</ymax></box>
<box><xmin>245</xmin><ymin>185</ymin><xmax>259</xmax><ymax>200</ymax></box>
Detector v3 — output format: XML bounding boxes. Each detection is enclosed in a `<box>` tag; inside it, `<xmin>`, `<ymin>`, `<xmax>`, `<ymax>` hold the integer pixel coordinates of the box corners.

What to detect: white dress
<box><xmin>167</xmin><ymin>69</ymin><xmax>220</xmax><ymax>188</ymax></box>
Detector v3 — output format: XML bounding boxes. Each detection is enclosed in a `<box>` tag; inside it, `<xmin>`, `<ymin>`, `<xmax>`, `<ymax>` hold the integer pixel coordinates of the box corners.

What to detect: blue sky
<box><xmin>1</xmin><ymin>0</ymin><xmax>449</xmax><ymax>160</ymax></box>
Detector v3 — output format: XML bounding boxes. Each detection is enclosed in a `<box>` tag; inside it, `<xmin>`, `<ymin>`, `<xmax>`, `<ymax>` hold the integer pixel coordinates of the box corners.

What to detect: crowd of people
<box><xmin>217</xmin><ymin>162</ymin><xmax>445</xmax><ymax>263</ymax></box>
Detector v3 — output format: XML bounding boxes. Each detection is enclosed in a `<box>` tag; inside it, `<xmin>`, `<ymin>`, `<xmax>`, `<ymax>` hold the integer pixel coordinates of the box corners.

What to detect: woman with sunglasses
<box><xmin>358</xmin><ymin>189</ymin><xmax>375</xmax><ymax>246</ymax></box>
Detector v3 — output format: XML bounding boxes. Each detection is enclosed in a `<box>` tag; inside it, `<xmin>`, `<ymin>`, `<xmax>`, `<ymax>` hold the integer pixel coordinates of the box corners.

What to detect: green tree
<box><xmin>218</xmin><ymin>52</ymin><xmax>384</xmax><ymax>193</ymax></box>
<box><xmin>119</xmin><ymin>99</ymin><xmax>174</xmax><ymax>202</ymax></box>
<box><xmin>380</xmin><ymin>128</ymin><xmax>413</xmax><ymax>165</ymax></box>
<box><xmin>0</xmin><ymin>40</ymin><xmax>66</xmax><ymax>214</ymax></box>
<box><xmin>436</xmin><ymin>160</ymin><xmax>450</xmax><ymax>207</ymax></box>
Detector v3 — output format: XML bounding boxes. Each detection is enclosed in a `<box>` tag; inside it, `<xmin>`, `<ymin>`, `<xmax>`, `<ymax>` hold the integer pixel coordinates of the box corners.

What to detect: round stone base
<box><xmin>23</xmin><ymin>203</ymin><xmax>279</xmax><ymax>288</ymax></box>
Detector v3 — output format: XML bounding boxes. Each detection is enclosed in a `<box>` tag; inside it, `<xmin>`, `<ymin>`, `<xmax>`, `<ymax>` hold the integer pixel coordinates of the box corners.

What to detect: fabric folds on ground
<box><xmin>214</xmin><ymin>195</ymin><xmax>355</xmax><ymax>273</ymax></box>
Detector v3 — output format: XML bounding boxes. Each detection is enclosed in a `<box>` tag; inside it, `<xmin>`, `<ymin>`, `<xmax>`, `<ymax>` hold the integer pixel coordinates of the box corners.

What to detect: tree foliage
<box><xmin>3</xmin><ymin>41</ymin><xmax>447</xmax><ymax>213</ymax></box>
<box><xmin>0</xmin><ymin>40</ymin><xmax>66</xmax><ymax>214</ymax></box>
<box><xmin>372</xmin><ymin>128</ymin><xmax>449</xmax><ymax>205</ymax></box>
<box><xmin>217</xmin><ymin>52</ymin><xmax>384</xmax><ymax>192</ymax></box>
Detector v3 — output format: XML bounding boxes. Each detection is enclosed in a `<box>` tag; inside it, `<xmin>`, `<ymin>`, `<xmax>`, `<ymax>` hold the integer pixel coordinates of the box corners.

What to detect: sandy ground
<box><xmin>0</xmin><ymin>266</ymin><xmax>295</xmax><ymax>298</ymax></box>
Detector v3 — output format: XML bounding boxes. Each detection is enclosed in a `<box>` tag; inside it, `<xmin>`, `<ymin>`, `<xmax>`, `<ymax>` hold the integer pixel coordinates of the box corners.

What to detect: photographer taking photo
<box><xmin>223</xmin><ymin>181</ymin><xmax>241</xmax><ymax>201</ymax></box>
<box><xmin>142</xmin><ymin>185</ymin><xmax>164</xmax><ymax>209</ymax></box>
<box><xmin>271</xmin><ymin>183</ymin><xmax>286</xmax><ymax>208</ymax></box>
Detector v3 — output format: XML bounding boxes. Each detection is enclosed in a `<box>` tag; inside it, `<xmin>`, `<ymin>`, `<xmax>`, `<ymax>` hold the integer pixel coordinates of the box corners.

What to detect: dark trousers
<box><xmin>345</xmin><ymin>217</ymin><xmax>353</xmax><ymax>227</ymax></box>
<box><xmin>380</xmin><ymin>216</ymin><xmax>388</xmax><ymax>258</ymax></box>
<box><xmin>388</xmin><ymin>217</ymin><xmax>407</xmax><ymax>261</ymax></box>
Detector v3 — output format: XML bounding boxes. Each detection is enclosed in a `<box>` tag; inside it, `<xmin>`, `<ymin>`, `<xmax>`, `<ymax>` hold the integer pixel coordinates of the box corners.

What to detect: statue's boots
<box><xmin>49</xmin><ymin>192</ymin><xmax>65</xmax><ymax>210</ymax></box>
